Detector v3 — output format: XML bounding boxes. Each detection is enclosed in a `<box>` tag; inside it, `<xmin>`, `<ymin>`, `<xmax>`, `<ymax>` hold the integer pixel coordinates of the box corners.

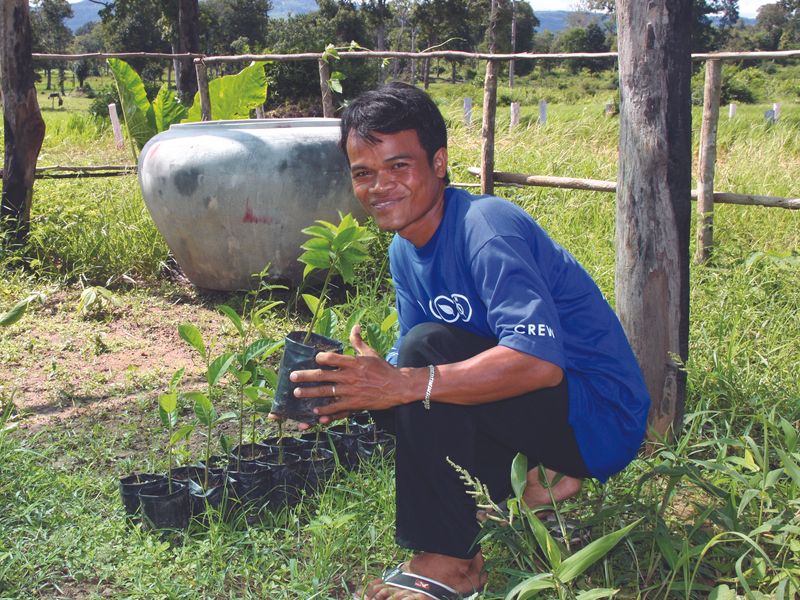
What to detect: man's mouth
<box><xmin>370</xmin><ymin>198</ymin><xmax>400</xmax><ymax>210</ymax></box>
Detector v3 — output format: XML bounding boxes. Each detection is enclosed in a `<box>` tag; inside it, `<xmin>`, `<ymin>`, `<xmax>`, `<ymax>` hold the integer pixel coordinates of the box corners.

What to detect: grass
<box><xmin>1</xmin><ymin>72</ymin><xmax>799</xmax><ymax>598</ymax></box>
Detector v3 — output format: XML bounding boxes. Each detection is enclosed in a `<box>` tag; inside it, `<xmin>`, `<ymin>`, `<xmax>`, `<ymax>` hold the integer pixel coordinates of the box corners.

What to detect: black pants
<box><xmin>371</xmin><ymin>322</ymin><xmax>591</xmax><ymax>559</ymax></box>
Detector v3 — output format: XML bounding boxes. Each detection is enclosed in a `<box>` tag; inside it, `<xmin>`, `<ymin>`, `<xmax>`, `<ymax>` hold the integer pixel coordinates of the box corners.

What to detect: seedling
<box><xmin>298</xmin><ymin>212</ymin><xmax>373</xmax><ymax>343</ymax></box>
<box><xmin>158</xmin><ymin>368</ymin><xmax>193</xmax><ymax>494</ymax></box>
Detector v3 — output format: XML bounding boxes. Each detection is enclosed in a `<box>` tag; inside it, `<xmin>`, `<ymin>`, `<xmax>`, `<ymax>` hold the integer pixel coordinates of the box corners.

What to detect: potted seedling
<box><xmin>119</xmin><ymin>369</ymin><xmax>190</xmax><ymax>523</ymax></box>
<box><xmin>271</xmin><ymin>213</ymin><xmax>373</xmax><ymax>422</ymax></box>
<box><xmin>137</xmin><ymin>377</ymin><xmax>195</xmax><ymax>530</ymax></box>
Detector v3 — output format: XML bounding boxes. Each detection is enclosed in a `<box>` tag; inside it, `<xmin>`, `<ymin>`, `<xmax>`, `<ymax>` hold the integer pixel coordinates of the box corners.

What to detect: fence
<box><xmin>20</xmin><ymin>47</ymin><xmax>800</xmax><ymax>262</ymax></box>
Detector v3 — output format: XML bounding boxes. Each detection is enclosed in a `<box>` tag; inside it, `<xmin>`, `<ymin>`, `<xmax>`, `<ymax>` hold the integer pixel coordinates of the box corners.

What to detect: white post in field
<box><xmin>773</xmin><ymin>102</ymin><xmax>781</xmax><ymax>121</ymax></box>
<box><xmin>464</xmin><ymin>97</ymin><xmax>473</xmax><ymax>126</ymax></box>
<box><xmin>108</xmin><ymin>103</ymin><xmax>125</xmax><ymax>149</ymax></box>
<box><xmin>728</xmin><ymin>103</ymin><xmax>736</xmax><ymax>119</ymax></box>
<box><xmin>510</xmin><ymin>102</ymin><xmax>520</xmax><ymax>130</ymax></box>
<box><xmin>538</xmin><ymin>99</ymin><xmax>547</xmax><ymax>125</ymax></box>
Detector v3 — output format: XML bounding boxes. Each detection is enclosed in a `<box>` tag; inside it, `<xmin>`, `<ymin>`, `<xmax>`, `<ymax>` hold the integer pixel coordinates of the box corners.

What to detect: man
<box><xmin>288</xmin><ymin>82</ymin><xmax>650</xmax><ymax>600</ymax></box>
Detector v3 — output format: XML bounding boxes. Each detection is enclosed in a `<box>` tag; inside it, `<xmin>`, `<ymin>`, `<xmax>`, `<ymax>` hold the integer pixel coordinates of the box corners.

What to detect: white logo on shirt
<box><xmin>429</xmin><ymin>294</ymin><xmax>473</xmax><ymax>323</ymax></box>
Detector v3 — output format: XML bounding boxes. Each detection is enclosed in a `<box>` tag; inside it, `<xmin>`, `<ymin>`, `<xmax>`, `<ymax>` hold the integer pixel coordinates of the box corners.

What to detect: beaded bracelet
<box><xmin>423</xmin><ymin>364</ymin><xmax>435</xmax><ymax>410</ymax></box>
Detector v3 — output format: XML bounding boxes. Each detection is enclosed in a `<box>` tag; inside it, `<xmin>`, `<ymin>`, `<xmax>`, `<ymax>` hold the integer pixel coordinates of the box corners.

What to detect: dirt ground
<box><xmin>1</xmin><ymin>282</ymin><xmax>243</xmax><ymax>436</ymax></box>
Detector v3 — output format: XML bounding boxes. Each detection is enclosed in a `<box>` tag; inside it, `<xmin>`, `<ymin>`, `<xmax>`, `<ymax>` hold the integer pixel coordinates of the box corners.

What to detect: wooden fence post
<box><xmin>481</xmin><ymin>60</ymin><xmax>498</xmax><ymax>195</ymax></box>
<box><xmin>538</xmin><ymin>99</ymin><xmax>547</xmax><ymax>125</ymax></box>
<box><xmin>194</xmin><ymin>60</ymin><xmax>212</xmax><ymax>121</ymax></box>
<box><xmin>1</xmin><ymin>0</ymin><xmax>46</xmax><ymax>247</ymax></box>
<box><xmin>480</xmin><ymin>0</ymin><xmax>499</xmax><ymax>196</ymax></box>
<box><xmin>695</xmin><ymin>59</ymin><xmax>722</xmax><ymax>264</ymax></box>
<box><xmin>318</xmin><ymin>59</ymin><xmax>335</xmax><ymax>118</ymax></box>
<box><xmin>510</xmin><ymin>101</ymin><xmax>520</xmax><ymax>130</ymax></box>
<box><xmin>616</xmin><ymin>0</ymin><xmax>692</xmax><ymax>441</ymax></box>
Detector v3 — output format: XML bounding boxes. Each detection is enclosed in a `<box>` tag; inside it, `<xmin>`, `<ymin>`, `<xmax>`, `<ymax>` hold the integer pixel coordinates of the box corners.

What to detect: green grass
<box><xmin>1</xmin><ymin>72</ymin><xmax>799</xmax><ymax>598</ymax></box>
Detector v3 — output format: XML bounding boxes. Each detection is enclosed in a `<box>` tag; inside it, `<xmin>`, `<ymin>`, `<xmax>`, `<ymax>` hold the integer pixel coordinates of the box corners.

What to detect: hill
<box><xmin>65</xmin><ymin>1</ymin><xmax>588</xmax><ymax>33</ymax></box>
<box><xmin>64</xmin><ymin>2</ymin><xmax>752</xmax><ymax>34</ymax></box>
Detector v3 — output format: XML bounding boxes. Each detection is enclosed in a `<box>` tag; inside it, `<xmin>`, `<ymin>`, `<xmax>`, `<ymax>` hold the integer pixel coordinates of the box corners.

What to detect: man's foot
<box><xmin>356</xmin><ymin>552</ymin><xmax>486</xmax><ymax>599</ymax></box>
<box><xmin>476</xmin><ymin>468</ymin><xmax>582</xmax><ymax>523</ymax></box>
<box><xmin>522</xmin><ymin>467</ymin><xmax>582</xmax><ymax>512</ymax></box>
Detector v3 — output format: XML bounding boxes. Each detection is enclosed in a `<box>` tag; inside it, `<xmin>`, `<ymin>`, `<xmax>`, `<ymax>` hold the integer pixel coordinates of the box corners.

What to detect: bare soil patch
<box><xmin>1</xmin><ymin>283</ymin><xmax>238</xmax><ymax>435</ymax></box>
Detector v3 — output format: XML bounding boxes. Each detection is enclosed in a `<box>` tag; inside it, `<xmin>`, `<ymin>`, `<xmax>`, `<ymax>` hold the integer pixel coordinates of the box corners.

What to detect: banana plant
<box><xmin>298</xmin><ymin>212</ymin><xmax>374</xmax><ymax>344</ymax></box>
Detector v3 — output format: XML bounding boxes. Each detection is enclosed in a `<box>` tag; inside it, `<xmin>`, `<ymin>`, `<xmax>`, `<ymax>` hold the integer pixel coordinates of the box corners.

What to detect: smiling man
<box><xmin>289</xmin><ymin>83</ymin><xmax>651</xmax><ymax>600</ymax></box>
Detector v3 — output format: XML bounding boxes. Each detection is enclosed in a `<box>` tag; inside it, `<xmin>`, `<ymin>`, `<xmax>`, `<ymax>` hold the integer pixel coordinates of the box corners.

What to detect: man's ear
<box><xmin>433</xmin><ymin>147</ymin><xmax>448</xmax><ymax>178</ymax></box>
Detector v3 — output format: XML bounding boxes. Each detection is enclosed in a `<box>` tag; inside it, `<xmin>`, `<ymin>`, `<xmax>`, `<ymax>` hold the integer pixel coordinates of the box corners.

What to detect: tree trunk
<box><xmin>1</xmin><ymin>0</ymin><xmax>46</xmax><ymax>247</ymax></box>
<box><xmin>615</xmin><ymin>1</ymin><xmax>692</xmax><ymax>440</ymax></box>
<box><xmin>176</xmin><ymin>0</ymin><xmax>200</xmax><ymax>103</ymax></box>
<box><xmin>423</xmin><ymin>57</ymin><xmax>430</xmax><ymax>89</ymax></box>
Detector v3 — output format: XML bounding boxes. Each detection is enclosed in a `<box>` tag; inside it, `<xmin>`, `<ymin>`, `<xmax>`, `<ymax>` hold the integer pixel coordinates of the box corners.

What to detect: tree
<box><xmin>95</xmin><ymin>0</ymin><xmax>170</xmax><ymax>79</ymax></box>
<box><xmin>554</xmin><ymin>23</ymin><xmax>611</xmax><ymax>72</ymax></box>
<box><xmin>70</xmin><ymin>22</ymin><xmax>104</xmax><ymax>88</ymax></box>
<box><xmin>1</xmin><ymin>0</ymin><xmax>47</xmax><ymax>248</ymax></box>
<box><xmin>579</xmin><ymin>0</ymin><xmax>740</xmax><ymax>52</ymax></box>
<box><xmin>616</xmin><ymin>0</ymin><xmax>692</xmax><ymax>441</ymax></box>
<box><xmin>776</xmin><ymin>0</ymin><xmax>800</xmax><ymax>47</ymax></box>
<box><xmin>200</xmin><ymin>0</ymin><xmax>271</xmax><ymax>56</ymax></box>
<box><xmin>30</xmin><ymin>0</ymin><xmax>74</xmax><ymax>90</ymax></box>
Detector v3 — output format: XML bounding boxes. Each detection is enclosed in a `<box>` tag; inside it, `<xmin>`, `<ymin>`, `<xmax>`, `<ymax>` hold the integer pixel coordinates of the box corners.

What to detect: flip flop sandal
<box><xmin>353</xmin><ymin>563</ymin><xmax>479</xmax><ymax>600</ymax></box>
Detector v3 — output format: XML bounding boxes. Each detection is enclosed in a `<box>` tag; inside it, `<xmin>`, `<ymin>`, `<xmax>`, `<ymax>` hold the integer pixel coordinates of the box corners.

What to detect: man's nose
<box><xmin>371</xmin><ymin>169</ymin><xmax>394</xmax><ymax>192</ymax></box>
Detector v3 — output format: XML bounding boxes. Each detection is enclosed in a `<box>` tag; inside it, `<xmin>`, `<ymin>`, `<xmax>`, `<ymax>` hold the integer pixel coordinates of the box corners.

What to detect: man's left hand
<box><xmin>289</xmin><ymin>324</ymin><xmax>411</xmax><ymax>426</ymax></box>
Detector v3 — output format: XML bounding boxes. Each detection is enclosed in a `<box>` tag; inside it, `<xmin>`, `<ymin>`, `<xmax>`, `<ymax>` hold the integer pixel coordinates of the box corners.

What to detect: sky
<box><xmin>63</xmin><ymin>0</ymin><xmax>773</xmax><ymax>18</ymax></box>
<box><xmin>526</xmin><ymin>1</ymin><xmax>771</xmax><ymax>18</ymax></box>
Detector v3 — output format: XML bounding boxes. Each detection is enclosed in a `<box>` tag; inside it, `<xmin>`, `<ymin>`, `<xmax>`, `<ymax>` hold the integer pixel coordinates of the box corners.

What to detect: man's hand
<box><xmin>288</xmin><ymin>324</ymin><xmax>415</xmax><ymax>425</ymax></box>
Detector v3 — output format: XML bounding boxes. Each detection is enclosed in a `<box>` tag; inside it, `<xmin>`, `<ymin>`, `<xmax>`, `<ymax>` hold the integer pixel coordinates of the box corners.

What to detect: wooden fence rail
<box><xmin>23</xmin><ymin>47</ymin><xmax>800</xmax><ymax>258</ymax></box>
<box><xmin>464</xmin><ymin>167</ymin><xmax>800</xmax><ymax>210</ymax></box>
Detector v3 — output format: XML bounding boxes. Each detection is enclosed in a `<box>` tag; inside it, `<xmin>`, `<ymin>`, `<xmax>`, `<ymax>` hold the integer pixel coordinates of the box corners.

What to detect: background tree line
<box><xmin>28</xmin><ymin>0</ymin><xmax>800</xmax><ymax>111</ymax></box>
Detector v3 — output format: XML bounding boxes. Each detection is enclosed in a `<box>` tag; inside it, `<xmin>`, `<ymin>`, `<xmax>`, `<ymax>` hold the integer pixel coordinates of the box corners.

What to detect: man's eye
<box><xmin>353</xmin><ymin>170</ymin><xmax>370</xmax><ymax>179</ymax></box>
<box><xmin>392</xmin><ymin>162</ymin><xmax>408</xmax><ymax>169</ymax></box>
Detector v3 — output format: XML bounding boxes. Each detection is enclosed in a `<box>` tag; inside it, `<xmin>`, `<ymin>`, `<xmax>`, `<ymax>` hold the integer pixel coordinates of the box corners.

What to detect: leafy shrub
<box><xmin>88</xmin><ymin>84</ymin><xmax>121</xmax><ymax>118</ymax></box>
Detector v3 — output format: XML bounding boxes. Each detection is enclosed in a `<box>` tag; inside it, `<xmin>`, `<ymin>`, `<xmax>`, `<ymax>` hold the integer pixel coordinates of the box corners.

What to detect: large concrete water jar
<box><xmin>138</xmin><ymin>118</ymin><xmax>361</xmax><ymax>290</ymax></box>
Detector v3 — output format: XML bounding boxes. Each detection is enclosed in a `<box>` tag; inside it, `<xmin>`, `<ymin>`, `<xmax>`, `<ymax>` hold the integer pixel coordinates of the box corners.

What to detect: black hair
<box><xmin>339</xmin><ymin>82</ymin><xmax>448</xmax><ymax>181</ymax></box>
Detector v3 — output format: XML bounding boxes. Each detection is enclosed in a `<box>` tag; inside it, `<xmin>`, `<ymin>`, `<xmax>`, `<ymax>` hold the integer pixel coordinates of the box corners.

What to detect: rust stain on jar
<box><xmin>242</xmin><ymin>199</ymin><xmax>273</xmax><ymax>224</ymax></box>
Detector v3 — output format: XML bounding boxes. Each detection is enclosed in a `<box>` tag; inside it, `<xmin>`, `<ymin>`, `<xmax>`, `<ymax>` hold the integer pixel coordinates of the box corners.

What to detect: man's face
<box><xmin>346</xmin><ymin>129</ymin><xmax>447</xmax><ymax>248</ymax></box>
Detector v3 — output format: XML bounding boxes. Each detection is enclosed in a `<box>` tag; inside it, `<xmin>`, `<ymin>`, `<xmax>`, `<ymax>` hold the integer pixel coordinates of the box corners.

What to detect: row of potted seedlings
<box><xmin>120</xmin><ymin>415</ymin><xmax>394</xmax><ymax>530</ymax></box>
<box><xmin>121</xmin><ymin>214</ymin><xmax>387</xmax><ymax>529</ymax></box>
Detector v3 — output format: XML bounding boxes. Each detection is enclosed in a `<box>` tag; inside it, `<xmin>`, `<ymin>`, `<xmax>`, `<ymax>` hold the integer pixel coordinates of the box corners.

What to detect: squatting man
<box><xmin>271</xmin><ymin>83</ymin><xmax>651</xmax><ymax>600</ymax></box>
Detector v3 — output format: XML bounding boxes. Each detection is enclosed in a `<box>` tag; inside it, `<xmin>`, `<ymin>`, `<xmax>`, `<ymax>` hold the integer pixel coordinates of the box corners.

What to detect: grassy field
<box><xmin>0</xmin><ymin>72</ymin><xmax>798</xmax><ymax>599</ymax></box>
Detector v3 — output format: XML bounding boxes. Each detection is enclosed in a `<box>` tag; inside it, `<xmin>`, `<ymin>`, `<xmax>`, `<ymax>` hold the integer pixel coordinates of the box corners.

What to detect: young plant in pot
<box><xmin>271</xmin><ymin>213</ymin><xmax>373</xmax><ymax>423</ymax></box>
<box><xmin>119</xmin><ymin>368</ymin><xmax>188</xmax><ymax>522</ymax></box>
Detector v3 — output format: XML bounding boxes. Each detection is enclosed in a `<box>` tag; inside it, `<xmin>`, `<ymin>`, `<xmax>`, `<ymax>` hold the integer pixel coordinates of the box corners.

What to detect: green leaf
<box><xmin>776</xmin><ymin>448</ymin><xmax>800</xmax><ymax>489</ymax></box>
<box><xmin>555</xmin><ymin>518</ymin><xmax>641</xmax><ymax>583</ymax></box>
<box><xmin>207</xmin><ymin>353</ymin><xmax>236</xmax><ymax>387</ymax></box>
<box><xmin>159</xmin><ymin>392</ymin><xmax>178</xmax><ymax>414</ymax></box>
<box><xmin>380</xmin><ymin>310</ymin><xmax>398</xmax><ymax>332</ymax></box>
<box><xmin>107</xmin><ymin>58</ymin><xmax>156</xmax><ymax>151</ymax></box>
<box><xmin>299</xmin><ymin>249</ymin><xmax>333</xmax><ymax>272</ymax></box>
<box><xmin>315</xmin><ymin>307</ymin><xmax>337</xmax><ymax>338</ymax></box>
<box><xmin>219</xmin><ymin>432</ymin><xmax>232</xmax><ymax>456</ymax></box>
<box><xmin>522</xmin><ymin>503</ymin><xmax>561</xmax><ymax>569</ymax></box>
<box><xmin>178</xmin><ymin>323</ymin><xmax>206</xmax><ymax>360</ymax></box>
<box><xmin>511</xmin><ymin>453</ymin><xmax>528</xmax><ymax>500</ymax></box>
<box><xmin>152</xmin><ymin>84</ymin><xmax>187</xmax><ymax>132</ymax></box>
<box><xmin>234</xmin><ymin>369</ymin><xmax>252</xmax><ymax>385</ymax></box>
<box><xmin>217</xmin><ymin>411</ymin><xmax>238</xmax><ymax>423</ymax></box>
<box><xmin>575</xmin><ymin>589</ymin><xmax>619</xmax><ymax>600</ymax></box>
<box><xmin>241</xmin><ymin>338</ymin><xmax>280</xmax><ymax>365</ymax></box>
<box><xmin>301</xmin><ymin>237</ymin><xmax>332</xmax><ymax>251</ymax></box>
<box><xmin>253</xmin><ymin>396</ymin><xmax>272</xmax><ymax>413</ymax></box>
<box><xmin>186</xmin><ymin>62</ymin><xmax>267</xmax><ymax>121</ymax></box>
<box><xmin>0</xmin><ymin>295</ymin><xmax>39</xmax><ymax>327</ymax></box>
<box><xmin>170</xmin><ymin>424</ymin><xmax>194</xmax><ymax>445</ymax></box>
<box><xmin>190</xmin><ymin>392</ymin><xmax>216</xmax><ymax>426</ymax></box>
<box><xmin>708</xmin><ymin>584</ymin><xmax>737</xmax><ymax>600</ymax></box>
<box><xmin>328</xmin><ymin>78</ymin><xmax>343</xmax><ymax>94</ymax></box>
<box><xmin>301</xmin><ymin>224</ymin><xmax>336</xmax><ymax>241</ymax></box>
<box><xmin>169</xmin><ymin>367</ymin><xmax>185</xmax><ymax>392</ymax></box>
<box><xmin>505</xmin><ymin>573</ymin><xmax>555</xmax><ymax>600</ymax></box>
<box><xmin>302</xmin><ymin>294</ymin><xmax>322</xmax><ymax>315</ymax></box>
<box><xmin>217</xmin><ymin>304</ymin><xmax>244</xmax><ymax>337</ymax></box>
